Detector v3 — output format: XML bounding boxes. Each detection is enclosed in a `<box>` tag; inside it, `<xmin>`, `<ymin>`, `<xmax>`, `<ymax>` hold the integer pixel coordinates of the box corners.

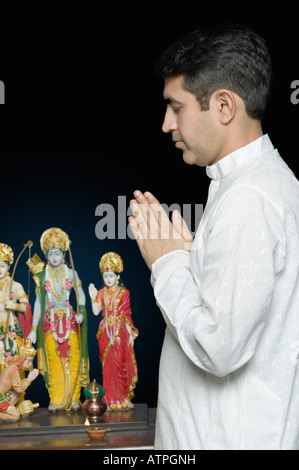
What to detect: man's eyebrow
<box><xmin>164</xmin><ymin>97</ymin><xmax>183</xmax><ymax>105</ymax></box>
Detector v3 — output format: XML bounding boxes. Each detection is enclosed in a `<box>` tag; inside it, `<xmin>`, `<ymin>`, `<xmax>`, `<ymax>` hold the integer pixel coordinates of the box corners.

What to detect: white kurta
<box><xmin>151</xmin><ymin>135</ymin><xmax>299</xmax><ymax>450</ymax></box>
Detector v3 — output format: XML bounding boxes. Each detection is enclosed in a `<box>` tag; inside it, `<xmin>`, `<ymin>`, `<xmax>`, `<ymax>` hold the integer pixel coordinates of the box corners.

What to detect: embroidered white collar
<box><xmin>206</xmin><ymin>134</ymin><xmax>274</xmax><ymax>180</ymax></box>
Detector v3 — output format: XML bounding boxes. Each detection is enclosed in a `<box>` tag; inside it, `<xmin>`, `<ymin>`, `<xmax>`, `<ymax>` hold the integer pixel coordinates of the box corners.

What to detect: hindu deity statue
<box><xmin>27</xmin><ymin>228</ymin><xmax>89</xmax><ymax>412</ymax></box>
<box><xmin>0</xmin><ymin>339</ymin><xmax>39</xmax><ymax>421</ymax></box>
<box><xmin>0</xmin><ymin>243</ymin><xmax>32</xmax><ymax>374</ymax></box>
<box><xmin>89</xmin><ymin>252</ymin><xmax>138</xmax><ymax>410</ymax></box>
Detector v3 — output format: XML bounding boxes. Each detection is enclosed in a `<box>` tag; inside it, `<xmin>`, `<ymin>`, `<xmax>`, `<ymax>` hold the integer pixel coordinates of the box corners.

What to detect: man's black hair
<box><xmin>156</xmin><ymin>24</ymin><xmax>272</xmax><ymax>120</ymax></box>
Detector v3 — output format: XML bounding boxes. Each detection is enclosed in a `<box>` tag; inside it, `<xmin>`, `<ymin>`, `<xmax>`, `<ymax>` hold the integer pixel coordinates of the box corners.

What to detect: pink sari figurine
<box><xmin>89</xmin><ymin>253</ymin><xmax>138</xmax><ymax>410</ymax></box>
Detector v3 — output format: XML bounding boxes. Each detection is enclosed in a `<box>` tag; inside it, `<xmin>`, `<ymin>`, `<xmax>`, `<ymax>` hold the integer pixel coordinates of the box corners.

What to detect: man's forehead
<box><xmin>163</xmin><ymin>75</ymin><xmax>184</xmax><ymax>99</ymax></box>
<box><xmin>163</xmin><ymin>75</ymin><xmax>190</xmax><ymax>102</ymax></box>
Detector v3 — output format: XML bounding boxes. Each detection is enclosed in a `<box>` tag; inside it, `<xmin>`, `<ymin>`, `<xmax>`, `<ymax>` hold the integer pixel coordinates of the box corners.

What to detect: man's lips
<box><xmin>173</xmin><ymin>139</ymin><xmax>184</xmax><ymax>148</ymax></box>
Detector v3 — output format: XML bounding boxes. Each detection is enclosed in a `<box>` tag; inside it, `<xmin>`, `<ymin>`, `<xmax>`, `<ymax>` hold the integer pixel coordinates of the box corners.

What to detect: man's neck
<box><xmin>215</xmin><ymin>120</ymin><xmax>263</xmax><ymax>165</ymax></box>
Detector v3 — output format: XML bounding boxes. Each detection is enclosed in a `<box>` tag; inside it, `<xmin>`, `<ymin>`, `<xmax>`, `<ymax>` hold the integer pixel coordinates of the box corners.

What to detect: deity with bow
<box><xmin>27</xmin><ymin>228</ymin><xmax>89</xmax><ymax>412</ymax></box>
<box><xmin>89</xmin><ymin>252</ymin><xmax>138</xmax><ymax>410</ymax></box>
<box><xmin>0</xmin><ymin>243</ymin><xmax>32</xmax><ymax>374</ymax></box>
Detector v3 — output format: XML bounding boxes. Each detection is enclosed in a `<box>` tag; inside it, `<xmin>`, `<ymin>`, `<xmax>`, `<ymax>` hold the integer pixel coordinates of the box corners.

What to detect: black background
<box><xmin>0</xmin><ymin>6</ymin><xmax>298</xmax><ymax>409</ymax></box>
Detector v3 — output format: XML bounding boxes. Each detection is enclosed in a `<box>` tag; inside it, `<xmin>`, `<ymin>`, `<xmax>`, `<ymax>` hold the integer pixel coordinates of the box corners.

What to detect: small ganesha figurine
<box><xmin>89</xmin><ymin>252</ymin><xmax>138</xmax><ymax>410</ymax></box>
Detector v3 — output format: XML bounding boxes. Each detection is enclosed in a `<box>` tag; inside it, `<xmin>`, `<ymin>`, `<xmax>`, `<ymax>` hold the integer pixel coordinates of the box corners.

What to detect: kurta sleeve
<box><xmin>151</xmin><ymin>185</ymin><xmax>287</xmax><ymax>377</ymax></box>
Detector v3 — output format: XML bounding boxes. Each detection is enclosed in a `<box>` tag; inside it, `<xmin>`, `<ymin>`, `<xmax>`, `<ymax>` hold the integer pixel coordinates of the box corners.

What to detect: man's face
<box><xmin>162</xmin><ymin>75</ymin><xmax>222</xmax><ymax>167</ymax></box>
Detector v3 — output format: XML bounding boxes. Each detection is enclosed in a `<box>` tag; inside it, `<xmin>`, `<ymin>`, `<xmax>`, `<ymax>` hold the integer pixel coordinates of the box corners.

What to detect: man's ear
<box><xmin>213</xmin><ymin>89</ymin><xmax>236</xmax><ymax>125</ymax></box>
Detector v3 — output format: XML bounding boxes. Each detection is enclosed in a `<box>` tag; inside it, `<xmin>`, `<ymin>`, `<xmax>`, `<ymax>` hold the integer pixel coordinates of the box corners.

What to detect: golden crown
<box><xmin>19</xmin><ymin>339</ymin><xmax>37</xmax><ymax>360</ymax></box>
<box><xmin>0</xmin><ymin>243</ymin><xmax>14</xmax><ymax>264</ymax></box>
<box><xmin>40</xmin><ymin>228</ymin><xmax>70</xmax><ymax>255</ymax></box>
<box><xmin>100</xmin><ymin>252</ymin><xmax>123</xmax><ymax>273</ymax></box>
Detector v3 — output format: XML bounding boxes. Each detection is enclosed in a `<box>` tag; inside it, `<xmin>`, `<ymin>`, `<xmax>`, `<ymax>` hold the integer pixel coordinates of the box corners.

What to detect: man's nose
<box><xmin>162</xmin><ymin>106</ymin><xmax>178</xmax><ymax>133</ymax></box>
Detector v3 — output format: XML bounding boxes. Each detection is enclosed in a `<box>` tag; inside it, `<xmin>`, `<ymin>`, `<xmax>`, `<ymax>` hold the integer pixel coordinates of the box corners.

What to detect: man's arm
<box><xmin>129</xmin><ymin>187</ymin><xmax>286</xmax><ymax>377</ymax></box>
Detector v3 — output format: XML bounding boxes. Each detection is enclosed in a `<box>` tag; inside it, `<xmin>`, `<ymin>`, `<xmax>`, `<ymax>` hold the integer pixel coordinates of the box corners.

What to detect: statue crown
<box><xmin>40</xmin><ymin>228</ymin><xmax>70</xmax><ymax>254</ymax></box>
<box><xmin>100</xmin><ymin>252</ymin><xmax>123</xmax><ymax>273</ymax></box>
<box><xmin>0</xmin><ymin>243</ymin><xmax>14</xmax><ymax>264</ymax></box>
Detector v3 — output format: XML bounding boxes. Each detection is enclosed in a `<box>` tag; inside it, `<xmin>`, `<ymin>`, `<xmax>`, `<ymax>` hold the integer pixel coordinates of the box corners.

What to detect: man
<box><xmin>128</xmin><ymin>24</ymin><xmax>299</xmax><ymax>449</ymax></box>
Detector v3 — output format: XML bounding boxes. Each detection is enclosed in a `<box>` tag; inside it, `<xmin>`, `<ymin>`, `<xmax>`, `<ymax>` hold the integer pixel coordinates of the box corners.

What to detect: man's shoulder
<box><xmin>225</xmin><ymin>152</ymin><xmax>299</xmax><ymax>208</ymax></box>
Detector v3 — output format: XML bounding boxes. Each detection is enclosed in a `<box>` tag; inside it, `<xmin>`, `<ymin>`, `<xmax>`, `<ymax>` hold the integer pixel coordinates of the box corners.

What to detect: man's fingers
<box><xmin>131</xmin><ymin>191</ymin><xmax>192</xmax><ymax>244</ymax></box>
<box><xmin>128</xmin><ymin>216</ymin><xmax>144</xmax><ymax>246</ymax></box>
<box><xmin>134</xmin><ymin>190</ymin><xmax>168</xmax><ymax>225</ymax></box>
<box><xmin>132</xmin><ymin>191</ymin><xmax>162</xmax><ymax>239</ymax></box>
<box><xmin>133</xmin><ymin>191</ymin><xmax>160</xmax><ymax>234</ymax></box>
<box><xmin>172</xmin><ymin>210</ymin><xmax>193</xmax><ymax>241</ymax></box>
<box><xmin>129</xmin><ymin>191</ymin><xmax>192</xmax><ymax>268</ymax></box>
<box><xmin>132</xmin><ymin>190</ymin><xmax>149</xmax><ymax>220</ymax></box>
<box><xmin>130</xmin><ymin>200</ymin><xmax>160</xmax><ymax>240</ymax></box>
<box><xmin>142</xmin><ymin>191</ymin><xmax>174</xmax><ymax>240</ymax></box>
<box><xmin>129</xmin><ymin>199</ymin><xmax>150</xmax><ymax>239</ymax></box>
<box><xmin>144</xmin><ymin>192</ymin><xmax>169</xmax><ymax>223</ymax></box>
<box><xmin>172</xmin><ymin>210</ymin><xmax>193</xmax><ymax>251</ymax></box>
<box><xmin>134</xmin><ymin>190</ymin><xmax>150</xmax><ymax>208</ymax></box>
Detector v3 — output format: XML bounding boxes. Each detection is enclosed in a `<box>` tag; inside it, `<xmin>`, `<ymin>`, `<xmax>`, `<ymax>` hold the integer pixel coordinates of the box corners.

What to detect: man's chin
<box><xmin>181</xmin><ymin>150</ymin><xmax>207</xmax><ymax>167</ymax></box>
<box><xmin>182</xmin><ymin>150</ymin><xmax>196</xmax><ymax>166</ymax></box>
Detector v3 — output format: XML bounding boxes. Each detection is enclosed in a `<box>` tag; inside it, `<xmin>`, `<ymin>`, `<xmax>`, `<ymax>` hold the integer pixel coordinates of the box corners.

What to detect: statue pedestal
<box><xmin>0</xmin><ymin>403</ymin><xmax>149</xmax><ymax>437</ymax></box>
